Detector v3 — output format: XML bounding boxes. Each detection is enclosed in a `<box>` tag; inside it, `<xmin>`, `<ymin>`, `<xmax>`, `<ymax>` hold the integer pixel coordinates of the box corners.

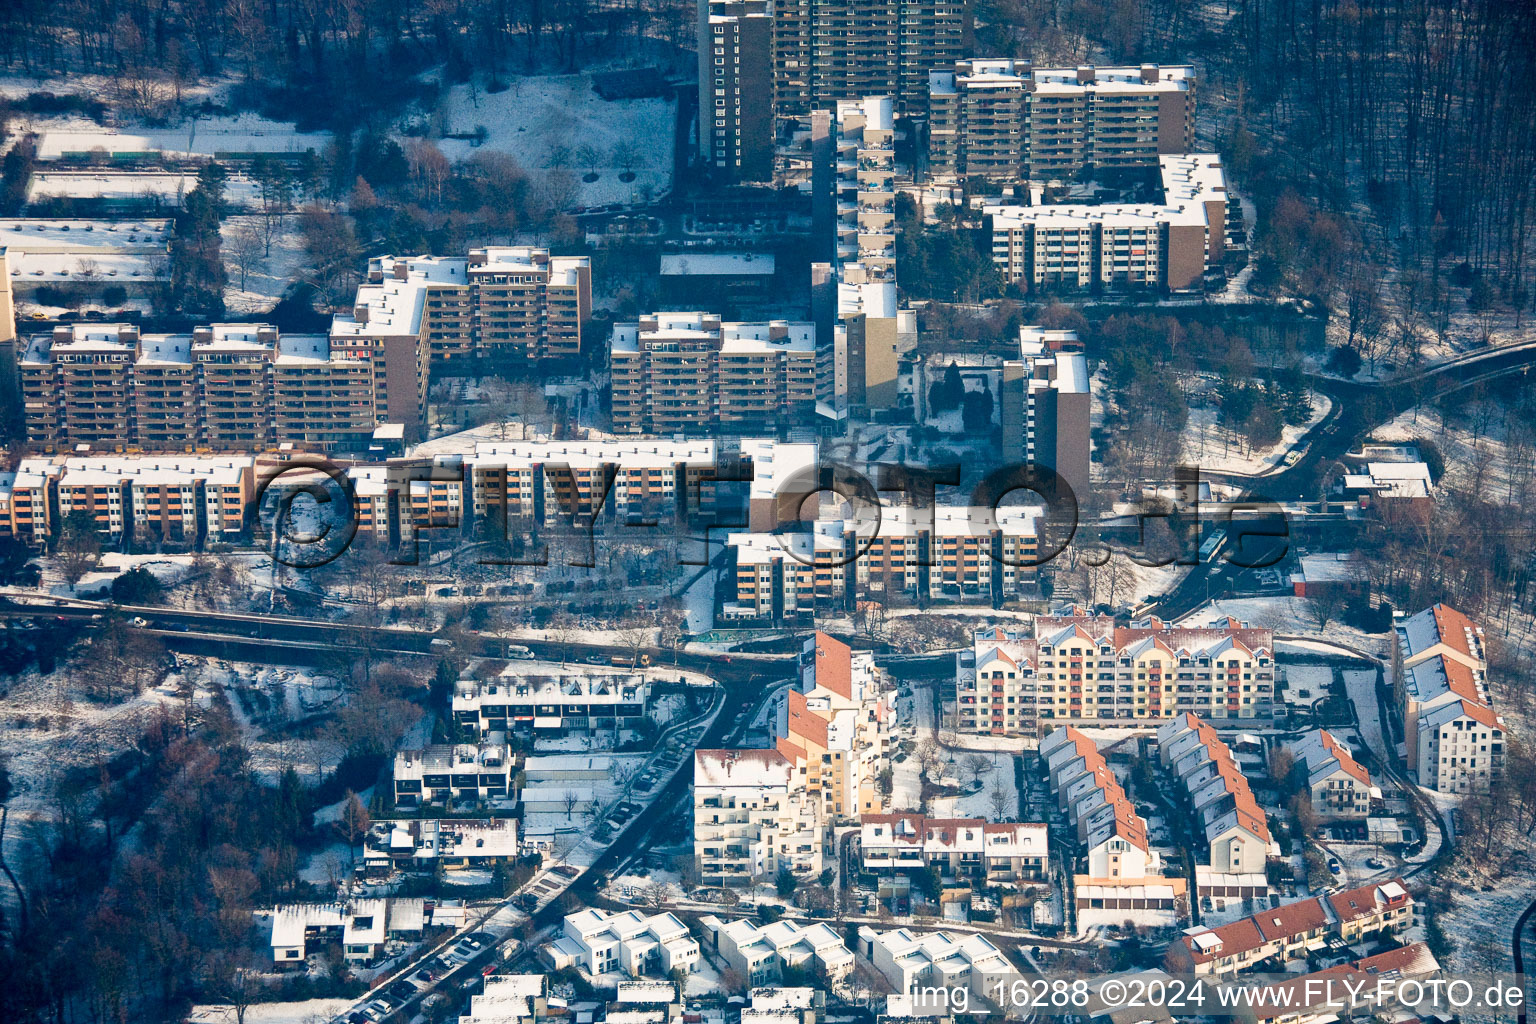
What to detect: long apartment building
<box><xmin>928</xmin><ymin>62</ymin><xmax>1196</xmax><ymax>181</ymax></box>
<box><xmin>452</xmin><ymin>666</ymin><xmax>651</xmax><ymax>736</ymax></box>
<box><xmin>3</xmin><ymin>454</ymin><xmax>253</xmax><ymax>545</ymax></box>
<box><xmin>987</xmin><ymin>153</ymin><xmax>1231</xmax><ymax>294</ymax></box>
<box><xmin>858</xmin><ymin>812</ymin><xmax>1048</xmax><ymax>885</ymax></box>
<box><xmin>609</xmin><ymin>312</ymin><xmax>816</xmax><ymax>434</ymax></box>
<box><xmin>810</xmin><ymin>97</ymin><xmax>914</xmax><ymax>418</ymax></box>
<box><xmin>1393</xmin><ymin>604</ymin><xmax>1505</xmax><ymax>793</ymax></box>
<box><xmin>1000</xmin><ymin>327</ymin><xmax>1091</xmax><ymax>499</ymax></box>
<box><xmin>1156</xmin><ymin>713</ymin><xmax>1271</xmax><ymax>876</ymax></box>
<box><xmin>348</xmin><ymin>249</ymin><xmax>591</xmax><ymax>365</ymax></box>
<box><xmin>695</xmin><ymin>632</ymin><xmax>891</xmax><ymax>884</ymax></box>
<box><xmin>700</xmin><ymin>916</ymin><xmax>854</xmax><ymax>988</ymax></box>
<box><xmin>1167</xmin><ymin>878</ymin><xmax>1413</xmax><ymax>976</ymax></box>
<box><xmin>958</xmin><ymin>614</ymin><xmax>1275</xmax><ymax>735</ymax></box>
<box><xmin>725</xmin><ymin>504</ymin><xmax>1043</xmax><ymax>619</ymax></box>
<box><xmin>18</xmin><ymin>322</ymin><xmax>423</xmax><ymax>451</ymax></box>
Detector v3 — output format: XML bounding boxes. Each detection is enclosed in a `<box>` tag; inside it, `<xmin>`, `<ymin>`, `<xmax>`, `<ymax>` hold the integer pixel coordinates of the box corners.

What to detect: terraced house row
<box><xmin>957</xmin><ymin>613</ymin><xmax>1275</xmax><ymax>734</ymax></box>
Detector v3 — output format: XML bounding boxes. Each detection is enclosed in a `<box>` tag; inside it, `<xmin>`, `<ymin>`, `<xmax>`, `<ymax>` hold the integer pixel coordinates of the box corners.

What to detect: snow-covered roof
<box><xmin>659</xmin><ymin>252</ymin><xmax>775</xmax><ymax>277</ymax></box>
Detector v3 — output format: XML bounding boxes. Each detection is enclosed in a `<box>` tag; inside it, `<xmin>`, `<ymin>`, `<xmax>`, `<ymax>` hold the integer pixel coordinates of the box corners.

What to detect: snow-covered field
<box><xmin>1181</xmin><ymin>391</ymin><xmax>1331</xmax><ymax>477</ymax></box>
<box><xmin>1280</xmin><ymin>664</ymin><xmax>1334</xmax><ymax>708</ymax></box>
<box><xmin>223</xmin><ymin>215</ymin><xmax>309</xmax><ymax>313</ymax></box>
<box><xmin>185</xmin><ymin>997</ymin><xmax>356</xmax><ymax>1024</ymax></box>
<box><xmin>433</xmin><ymin>73</ymin><xmax>674</xmax><ymax>211</ymax></box>
<box><xmin>1187</xmin><ymin>595</ymin><xmax>1388</xmax><ymax>656</ymax></box>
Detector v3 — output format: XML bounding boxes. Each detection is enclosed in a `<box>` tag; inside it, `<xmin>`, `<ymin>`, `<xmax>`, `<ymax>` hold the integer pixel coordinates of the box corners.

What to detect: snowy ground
<box><xmin>223</xmin><ymin>215</ymin><xmax>309</xmax><ymax>314</ymax></box>
<box><xmin>1185</xmin><ymin>596</ymin><xmax>1389</xmax><ymax>656</ymax></box>
<box><xmin>1340</xmin><ymin>668</ymin><xmax>1388</xmax><ymax>761</ymax></box>
<box><xmin>1280</xmin><ymin>664</ymin><xmax>1334</xmax><ymax>709</ymax></box>
<box><xmin>1374</xmin><ymin>406</ymin><xmax>1529</xmax><ymax>507</ymax></box>
<box><xmin>185</xmin><ymin>998</ymin><xmax>357</xmax><ymax>1024</ymax></box>
<box><xmin>929</xmin><ymin>753</ymin><xmax>1018</xmax><ymax>820</ymax></box>
<box><xmin>1182</xmin><ymin>391</ymin><xmax>1332</xmax><ymax>477</ymax></box>
<box><xmin>431</xmin><ymin>72</ymin><xmax>674</xmax><ymax>211</ymax></box>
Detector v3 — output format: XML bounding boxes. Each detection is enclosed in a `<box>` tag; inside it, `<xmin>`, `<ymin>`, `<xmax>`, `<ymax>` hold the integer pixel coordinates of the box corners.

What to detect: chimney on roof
<box><xmin>1140</xmin><ymin>64</ymin><xmax>1160</xmax><ymax>83</ymax></box>
<box><xmin>392</xmin><ymin>260</ymin><xmax>408</xmax><ymax>281</ymax></box>
<box><xmin>1077</xmin><ymin>66</ymin><xmax>1096</xmax><ymax>83</ymax></box>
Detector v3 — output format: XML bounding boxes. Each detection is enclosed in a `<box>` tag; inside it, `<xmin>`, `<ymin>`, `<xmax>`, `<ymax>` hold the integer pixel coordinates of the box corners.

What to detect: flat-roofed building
<box><xmin>544</xmin><ymin>909</ymin><xmax>700</xmax><ymax>979</ymax></box>
<box><xmin>1000</xmin><ymin>326</ymin><xmax>1090</xmax><ymax>499</ymax></box>
<box><xmin>360</xmin><ymin>818</ymin><xmax>520</xmax><ymax>875</ymax></box>
<box><xmin>391</xmin><ymin>738</ymin><xmax>515</xmax><ymax>807</ymax></box>
<box><xmin>986</xmin><ymin>153</ymin><xmax>1228</xmax><ymax>294</ymax></box>
<box><xmin>699</xmin><ymin>916</ymin><xmax>854</xmax><ymax>987</ymax></box>
<box><xmin>19</xmin><ymin>322</ymin><xmax>419</xmax><ymax>451</ymax></box>
<box><xmin>453</xmin><ymin>666</ymin><xmax>651</xmax><ymax>736</ymax></box>
<box><xmin>856</xmin><ymin>927</ymin><xmax>1019</xmax><ymax>997</ymax></box>
<box><xmin>34</xmin><ymin>454</ymin><xmax>255</xmax><ymax>544</ymax></box>
<box><xmin>610</xmin><ymin>312</ymin><xmax>816</xmax><ymax>434</ymax></box>
<box><xmin>725</xmin><ymin>504</ymin><xmax>1042</xmax><ymax>619</ymax></box>
<box><xmin>928</xmin><ymin>62</ymin><xmax>1196</xmax><ymax>181</ymax></box>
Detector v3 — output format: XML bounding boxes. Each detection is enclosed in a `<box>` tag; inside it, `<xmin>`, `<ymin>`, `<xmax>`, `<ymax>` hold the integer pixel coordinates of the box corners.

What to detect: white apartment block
<box><xmin>391</xmin><ymin>739</ymin><xmax>515</xmax><ymax>806</ymax></box>
<box><xmin>1393</xmin><ymin>604</ymin><xmax>1505</xmax><ymax>793</ymax></box>
<box><xmin>742</xmin><ymin>987</ymin><xmax>823</xmax><ymax>1024</ymax></box>
<box><xmin>459</xmin><ymin>974</ymin><xmax>551</xmax><ymax>1024</ymax></box>
<box><xmin>859</xmin><ymin>812</ymin><xmax>1048</xmax><ymax>884</ymax></box>
<box><xmin>694</xmin><ymin>748</ymin><xmax>827</xmax><ymax>885</ymax></box>
<box><xmin>1287</xmin><ymin>729</ymin><xmax>1374</xmax><ymax>820</ymax></box>
<box><xmin>268</xmin><ymin>898</ymin><xmax>426</xmax><ymax>965</ymax></box>
<box><xmin>463</xmin><ymin>438</ymin><xmax>721</xmax><ymax>524</ymax></box>
<box><xmin>694</xmin><ymin>633</ymin><xmax>892</xmax><ymax>884</ymax></box>
<box><xmin>699</xmin><ymin>916</ymin><xmax>854</xmax><ymax>987</ymax></box>
<box><xmin>360</xmin><ymin>818</ymin><xmax>520</xmax><ymax>875</ymax></box>
<box><xmin>1157</xmin><ymin>714</ymin><xmax>1270</xmax><ymax>875</ymax></box>
<box><xmin>856</xmin><ymin>927</ymin><xmax>1020</xmax><ymax>998</ymax></box>
<box><xmin>986</xmin><ymin>153</ymin><xmax>1229</xmax><ymax>294</ymax></box>
<box><xmin>959</xmin><ymin>614</ymin><xmax>1275</xmax><ymax>736</ymax></box>
<box><xmin>544</xmin><ymin>909</ymin><xmax>700</xmax><ymax>979</ymax></box>
<box><xmin>453</xmin><ymin>667</ymin><xmax>651</xmax><ymax>736</ymax></box>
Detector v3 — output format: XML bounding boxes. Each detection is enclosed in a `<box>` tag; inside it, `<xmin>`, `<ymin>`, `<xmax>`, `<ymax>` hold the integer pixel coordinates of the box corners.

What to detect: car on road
<box><xmin>130</xmin><ymin>617</ymin><xmax>148</xmax><ymax>627</ymax></box>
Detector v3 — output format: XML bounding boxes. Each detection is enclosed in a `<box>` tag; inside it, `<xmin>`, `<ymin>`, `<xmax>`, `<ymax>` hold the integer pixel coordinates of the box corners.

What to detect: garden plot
<box><xmin>1281</xmin><ymin>664</ymin><xmax>1334</xmax><ymax>709</ymax></box>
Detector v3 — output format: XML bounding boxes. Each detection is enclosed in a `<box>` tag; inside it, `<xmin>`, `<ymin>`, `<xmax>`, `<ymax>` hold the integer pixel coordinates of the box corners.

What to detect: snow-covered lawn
<box><xmin>1280</xmin><ymin>664</ymin><xmax>1334</xmax><ymax>708</ymax></box>
<box><xmin>433</xmin><ymin>73</ymin><xmax>674</xmax><ymax>211</ymax></box>
<box><xmin>186</xmin><ymin>998</ymin><xmax>357</xmax><ymax>1024</ymax></box>
<box><xmin>1181</xmin><ymin>391</ymin><xmax>1332</xmax><ymax>477</ymax></box>
<box><xmin>930</xmin><ymin>752</ymin><xmax>1018</xmax><ymax>820</ymax></box>
<box><xmin>223</xmin><ymin>215</ymin><xmax>309</xmax><ymax>314</ymax></box>
<box><xmin>1188</xmin><ymin>596</ymin><xmax>1388</xmax><ymax>657</ymax></box>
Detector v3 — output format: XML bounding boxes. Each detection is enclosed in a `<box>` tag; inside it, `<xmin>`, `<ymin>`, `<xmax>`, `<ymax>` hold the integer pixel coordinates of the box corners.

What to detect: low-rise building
<box><xmin>391</xmin><ymin>738</ymin><xmax>515</xmax><ymax>807</ymax></box>
<box><xmin>360</xmin><ymin>818</ymin><xmax>519</xmax><ymax>875</ymax></box>
<box><xmin>742</xmin><ymin>987</ymin><xmax>824</xmax><ymax>1024</ymax></box>
<box><xmin>699</xmin><ymin>917</ymin><xmax>855</xmax><ymax>987</ymax></box>
<box><xmin>1232</xmin><ymin>942</ymin><xmax>1438</xmax><ymax>1024</ymax></box>
<box><xmin>267</xmin><ymin>898</ymin><xmax>426</xmax><ymax>965</ymax></box>
<box><xmin>859</xmin><ymin>812</ymin><xmax>1048</xmax><ymax>885</ymax></box>
<box><xmin>1167</xmin><ymin>879</ymin><xmax>1413</xmax><ymax>976</ymax></box>
<box><xmin>453</xmin><ymin>668</ymin><xmax>651</xmax><ymax>736</ymax></box>
<box><xmin>1287</xmin><ymin>729</ymin><xmax>1374</xmax><ymax>820</ymax></box>
<box><xmin>544</xmin><ymin>909</ymin><xmax>701</xmax><ymax>979</ymax></box>
<box><xmin>459</xmin><ymin>975</ymin><xmax>552</xmax><ymax>1024</ymax></box>
<box><xmin>856</xmin><ymin>927</ymin><xmax>1020</xmax><ymax>998</ymax></box>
